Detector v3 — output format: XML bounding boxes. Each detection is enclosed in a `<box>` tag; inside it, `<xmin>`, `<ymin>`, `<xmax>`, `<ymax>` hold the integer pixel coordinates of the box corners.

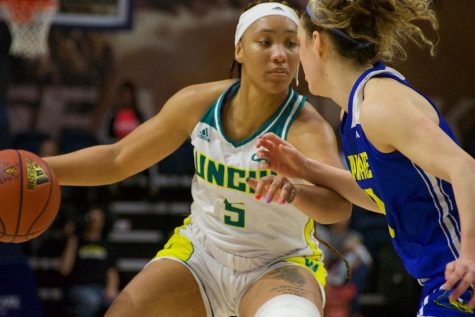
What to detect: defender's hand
<box><xmin>256</xmin><ymin>133</ymin><xmax>308</xmax><ymax>179</ymax></box>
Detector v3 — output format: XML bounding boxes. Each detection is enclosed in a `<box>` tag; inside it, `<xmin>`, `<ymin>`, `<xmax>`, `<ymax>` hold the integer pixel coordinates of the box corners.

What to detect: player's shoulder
<box><xmin>163</xmin><ymin>79</ymin><xmax>236</xmax><ymax>135</ymax></box>
<box><xmin>288</xmin><ymin>99</ymin><xmax>337</xmax><ymax>148</ymax></box>
<box><xmin>292</xmin><ymin>99</ymin><xmax>329</xmax><ymax>132</ymax></box>
<box><xmin>173</xmin><ymin>79</ymin><xmax>236</xmax><ymax>107</ymax></box>
<box><xmin>288</xmin><ymin>99</ymin><xmax>341</xmax><ymax>164</ymax></box>
<box><xmin>360</xmin><ymin>78</ymin><xmax>414</xmax><ymax>125</ymax></box>
<box><xmin>363</xmin><ymin>77</ymin><xmax>412</xmax><ymax>110</ymax></box>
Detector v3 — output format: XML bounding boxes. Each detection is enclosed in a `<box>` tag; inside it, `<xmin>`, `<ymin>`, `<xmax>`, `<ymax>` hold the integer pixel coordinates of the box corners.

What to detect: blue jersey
<box><xmin>340</xmin><ymin>62</ymin><xmax>460</xmax><ymax>283</ymax></box>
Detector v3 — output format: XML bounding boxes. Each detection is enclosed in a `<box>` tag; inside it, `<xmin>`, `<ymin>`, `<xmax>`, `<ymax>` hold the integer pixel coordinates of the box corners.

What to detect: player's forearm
<box><xmin>299</xmin><ymin>158</ymin><xmax>381</xmax><ymax>213</ymax></box>
<box><xmin>292</xmin><ymin>184</ymin><xmax>351</xmax><ymax>224</ymax></box>
<box><xmin>44</xmin><ymin>144</ymin><xmax>126</xmax><ymax>186</ymax></box>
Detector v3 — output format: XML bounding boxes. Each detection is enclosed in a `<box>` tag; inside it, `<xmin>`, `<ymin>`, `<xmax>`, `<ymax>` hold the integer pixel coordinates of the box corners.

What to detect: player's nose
<box><xmin>271</xmin><ymin>44</ymin><xmax>287</xmax><ymax>64</ymax></box>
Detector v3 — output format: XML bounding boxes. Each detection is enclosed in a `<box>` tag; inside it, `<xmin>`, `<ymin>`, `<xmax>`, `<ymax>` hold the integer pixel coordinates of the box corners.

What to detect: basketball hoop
<box><xmin>0</xmin><ymin>0</ymin><xmax>58</xmax><ymax>59</ymax></box>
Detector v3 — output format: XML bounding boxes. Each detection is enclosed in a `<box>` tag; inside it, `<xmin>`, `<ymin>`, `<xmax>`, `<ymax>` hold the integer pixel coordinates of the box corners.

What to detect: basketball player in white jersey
<box><xmin>44</xmin><ymin>2</ymin><xmax>351</xmax><ymax>316</ymax></box>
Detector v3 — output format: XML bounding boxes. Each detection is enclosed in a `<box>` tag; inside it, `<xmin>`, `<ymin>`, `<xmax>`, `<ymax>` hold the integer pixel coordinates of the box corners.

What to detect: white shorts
<box><xmin>149</xmin><ymin>218</ymin><xmax>326</xmax><ymax>317</ymax></box>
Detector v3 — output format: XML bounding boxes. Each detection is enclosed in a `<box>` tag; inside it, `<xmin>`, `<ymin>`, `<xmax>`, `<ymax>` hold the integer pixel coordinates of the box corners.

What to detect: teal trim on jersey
<box><xmin>199</xmin><ymin>81</ymin><xmax>240</xmax><ymax>128</ymax></box>
<box><xmin>215</xmin><ymin>81</ymin><xmax>295</xmax><ymax>148</ymax></box>
<box><xmin>274</xmin><ymin>94</ymin><xmax>306</xmax><ymax>140</ymax></box>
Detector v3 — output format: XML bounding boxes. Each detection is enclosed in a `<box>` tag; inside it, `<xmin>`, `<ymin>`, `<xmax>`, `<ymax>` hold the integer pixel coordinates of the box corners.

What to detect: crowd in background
<box><xmin>0</xmin><ymin>1</ymin><xmax>474</xmax><ymax>317</ymax></box>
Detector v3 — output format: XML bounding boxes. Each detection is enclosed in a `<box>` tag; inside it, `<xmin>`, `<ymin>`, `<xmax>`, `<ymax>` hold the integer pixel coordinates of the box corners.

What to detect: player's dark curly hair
<box><xmin>302</xmin><ymin>0</ymin><xmax>438</xmax><ymax>65</ymax></box>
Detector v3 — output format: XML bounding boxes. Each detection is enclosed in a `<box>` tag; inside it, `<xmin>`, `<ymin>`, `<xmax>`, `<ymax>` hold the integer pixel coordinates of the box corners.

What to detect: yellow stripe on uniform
<box><xmin>281</xmin><ymin>219</ymin><xmax>327</xmax><ymax>287</ymax></box>
<box><xmin>283</xmin><ymin>255</ymin><xmax>327</xmax><ymax>287</ymax></box>
<box><xmin>154</xmin><ymin>217</ymin><xmax>194</xmax><ymax>262</ymax></box>
<box><xmin>304</xmin><ymin>219</ymin><xmax>323</xmax><ymax>259</ymax></box>
<box><xmin>388</xmin><ymin>225</ymin><xmax>395</xmax><ymax>238</ymax></box>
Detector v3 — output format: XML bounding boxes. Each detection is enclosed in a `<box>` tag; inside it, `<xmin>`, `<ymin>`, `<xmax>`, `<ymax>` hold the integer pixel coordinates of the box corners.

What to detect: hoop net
<box><xmin>0</xmin><ymin>0</ymin><xmax>58</xmax><ymax>59</ymax></box>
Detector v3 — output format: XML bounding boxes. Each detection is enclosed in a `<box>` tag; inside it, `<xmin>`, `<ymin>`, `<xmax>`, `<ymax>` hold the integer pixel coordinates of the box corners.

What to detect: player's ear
<box><xmin>235</xmin><ymin>42</ymin><xmax>243</xmax><ymax>64</ymax></box>
<box><xmin>312</xmin><ymin>30</ymin><xmax>328</xmax><ymax>57</ymax></box>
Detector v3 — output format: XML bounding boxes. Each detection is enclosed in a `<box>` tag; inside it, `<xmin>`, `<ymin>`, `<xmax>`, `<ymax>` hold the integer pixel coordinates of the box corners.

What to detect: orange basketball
<box><xmin>0</xmin><ymin>149</ymin><xmax>61</xmax><ymax>243</ymax></box>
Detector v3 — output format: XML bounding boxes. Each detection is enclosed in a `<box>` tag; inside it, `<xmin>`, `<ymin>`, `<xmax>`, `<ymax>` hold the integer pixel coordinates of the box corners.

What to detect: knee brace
<box><xmin>255</xmin><ymin>294</ymin><xmax>321</xmax><ymax>317</ymax></box>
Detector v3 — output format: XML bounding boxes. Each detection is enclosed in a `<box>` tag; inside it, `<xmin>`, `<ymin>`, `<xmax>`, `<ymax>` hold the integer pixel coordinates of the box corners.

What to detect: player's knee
<box><xmin>255</xmin><ymin>294</ymin><xmax>321</xmax><ymax>317</ymax></box>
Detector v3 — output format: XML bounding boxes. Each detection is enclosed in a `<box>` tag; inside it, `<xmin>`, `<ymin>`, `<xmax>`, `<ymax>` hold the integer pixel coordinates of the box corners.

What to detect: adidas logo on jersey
<box><xmin>198</xmin><ymin>128</ymin><xmax>210</xmax><ymax>142</ymax></box>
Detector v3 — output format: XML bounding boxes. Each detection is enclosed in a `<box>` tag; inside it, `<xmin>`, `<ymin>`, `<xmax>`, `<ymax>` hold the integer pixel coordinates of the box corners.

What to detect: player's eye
<box><xmin>287</xmin><ymin>40</ymin><xmax>299</xmax><ymax>49</ymax></box>
<box><xmin>258</xmin><ymin>39</ymin><xmax>271</xmax><ymax>47</ymax></box>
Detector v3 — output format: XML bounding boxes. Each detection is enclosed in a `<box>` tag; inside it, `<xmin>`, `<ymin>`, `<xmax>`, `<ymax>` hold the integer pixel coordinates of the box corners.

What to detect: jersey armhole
<box><xmin>282</xmin><ymin>95</ymin><xmax>306</xmax><ymax>140</ymax></box>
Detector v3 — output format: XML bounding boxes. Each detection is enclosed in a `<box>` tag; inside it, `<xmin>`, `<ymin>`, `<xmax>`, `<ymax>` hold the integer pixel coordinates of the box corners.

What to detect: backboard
<box><xmin>0</xmin><ymin>0</ymin><xmax>133</xmax><ymax>30</ymax></box>
<box><xmin>54</xmin><ymin>0</ymin><xmax>132</xmax><ymax>29</ymax></box>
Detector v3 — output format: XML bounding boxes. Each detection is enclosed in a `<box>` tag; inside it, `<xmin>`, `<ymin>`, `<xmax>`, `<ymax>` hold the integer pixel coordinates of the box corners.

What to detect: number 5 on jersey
<box><xmin>224</xmin><ymin>199</ymin><xmax>245</xmax><ymax>228</ymax></box>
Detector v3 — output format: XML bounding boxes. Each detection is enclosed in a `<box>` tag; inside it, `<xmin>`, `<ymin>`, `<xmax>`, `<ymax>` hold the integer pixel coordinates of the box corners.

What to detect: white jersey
<box><xmin>189</xmin><ymin>80</ymin><xmax>322</xmax><ymax>272</ymax></box>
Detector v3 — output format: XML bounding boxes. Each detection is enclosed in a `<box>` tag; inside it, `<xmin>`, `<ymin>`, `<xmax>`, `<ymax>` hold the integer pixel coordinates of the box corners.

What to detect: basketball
<box><xmin>0</xmin><ymin>149</ymin><xmax>61</xmax><ymax>243</ymax></box>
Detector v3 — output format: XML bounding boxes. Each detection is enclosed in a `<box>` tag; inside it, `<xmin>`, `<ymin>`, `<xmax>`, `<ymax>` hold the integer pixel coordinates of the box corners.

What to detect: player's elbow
<box><xmin>107</xmin><ymin>143</ymin><xmax>135</xmax><ymax>184</ymax></box>
<box><xmin>463</xmin><ymin>157</ymin><xmax>475</xmax><ymax>176</ymax></box>
<box><xmin>450</xmin><ymin>156</ymin><xmax>475</xmax><ymax>184</ymax></box>
<box><xmin>330</xmin><ymin>190</ymin><xmax>352</xmax><ymax>220</ymax></box>
<box><xmin>317</xmin><ymin>195</ymin><xmax>352</xmax><ymax>224</ymax></box>
<box><xmin>337</xmin><ymin>199</ymin><xmax>352</xmax><ymax>222</ymax></box>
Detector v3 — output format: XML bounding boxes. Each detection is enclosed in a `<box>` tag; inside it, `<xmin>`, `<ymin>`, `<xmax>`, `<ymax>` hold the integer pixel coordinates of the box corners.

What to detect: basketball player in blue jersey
<box><xmin>253</xmin><ymin>0</ymin><xmax>475</xmax><ymax>316</ymax></box>
<box><xmin>42</xmin><ymin>2</ymin><xmax>352</xmax><ymax>316</ymax></box>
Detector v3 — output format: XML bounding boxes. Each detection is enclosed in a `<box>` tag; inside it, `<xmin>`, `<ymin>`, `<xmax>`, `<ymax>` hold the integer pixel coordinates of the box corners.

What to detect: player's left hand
<box><xmin>247</xmin><ymin>176</ymin><xmax>297</xmax><ymax>204</ymax></box>
<box><xmin>443</xmin><ymin>256</ymin><xmax>475</xmax><ymax>308</ymax></box>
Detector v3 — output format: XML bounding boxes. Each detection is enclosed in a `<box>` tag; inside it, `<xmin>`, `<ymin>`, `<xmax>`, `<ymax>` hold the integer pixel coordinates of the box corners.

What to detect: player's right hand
<box><xmin>443</xmin><ymin>256</ymin><xmax>475</xmax><ymax>309</ymax></box>
<box><xmin>255</xmin><ymin>133</ymin><xmax>308</xmax><ymax>179</ymax></box>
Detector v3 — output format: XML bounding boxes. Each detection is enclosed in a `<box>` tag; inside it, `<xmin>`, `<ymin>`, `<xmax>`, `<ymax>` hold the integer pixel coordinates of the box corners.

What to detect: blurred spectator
<box><xmin>101</xmin><ymin>80</ymin><xmax>145</xmax><ymax>144</ymax></box>
<box><xmin>99</xmin><ymin>80</ymin><xmax>159</xmax><ymax>198</ymax></box>
<box><xmin>39</xmin><ymin>136</ymin><xmax>59</xmax><ymax>157</ymax></box>
<box><xmin>318</xmin><ymin>220</ymin><xmax>373</xmax><ymax>317</ymax></box>
<box><xmin>59</xmin><ymin>206</ymin><xmax>119</xmax><ymax>317</ymax></box>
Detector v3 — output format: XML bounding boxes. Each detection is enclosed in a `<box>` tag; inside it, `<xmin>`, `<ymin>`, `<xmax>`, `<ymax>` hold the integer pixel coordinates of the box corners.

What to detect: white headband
<box><xmin>234</xmin><ymin>3</ymin><xmax>300</xmax><ymax>47</ymax></box>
